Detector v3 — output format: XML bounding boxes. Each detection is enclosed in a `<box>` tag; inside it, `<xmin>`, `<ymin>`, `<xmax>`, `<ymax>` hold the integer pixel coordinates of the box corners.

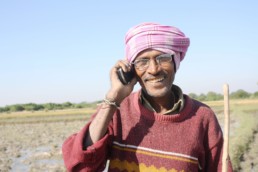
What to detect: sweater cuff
<box><xmin>76</xmin><ymin>122</ymin><xmax>110</xmax><ymax>164</ymax></box>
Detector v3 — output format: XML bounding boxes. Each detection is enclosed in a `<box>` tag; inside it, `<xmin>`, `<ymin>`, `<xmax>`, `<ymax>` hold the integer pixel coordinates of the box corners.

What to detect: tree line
<box><xmin>189</xmin><ymin>89</ymin><xmax>258</xmax><ymax>101</ymax></box>
<box><xmin>0</xmin><ymin>101</ymin><xmax>100</xmax><ymax>113</ymax></box>
<box><xmin>0</xmin><ymin>89</ymin><xmax>258</xmax><ymax>113</ymax></box>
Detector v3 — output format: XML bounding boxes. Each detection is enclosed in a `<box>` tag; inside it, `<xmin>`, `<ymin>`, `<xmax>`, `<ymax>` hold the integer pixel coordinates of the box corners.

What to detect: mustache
<box><xmin>143</xmin><ymin>74</ymin><xmax>167</xmax><ymax>82</ymax></box>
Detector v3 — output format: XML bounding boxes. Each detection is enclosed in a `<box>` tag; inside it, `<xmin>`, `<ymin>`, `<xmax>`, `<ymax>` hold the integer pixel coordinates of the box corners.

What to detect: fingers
<box><xmin>129</xmin><ymin>76</ymin><xmax>137</xmax><ymax>86</ymax></box>
<box><xmin>107</xmin><ymin>59</ymin><xmax>137</xmax><ymax>102</ymax></box>
<box><xmin>113</xmin><ymin>60</ymin><xmax>131</xmax><ymax>72</ymax></box>
<box><xmin>110</xmin><ymin>60</ymin><xmax>131</xmax><ymax>84</ymax></box>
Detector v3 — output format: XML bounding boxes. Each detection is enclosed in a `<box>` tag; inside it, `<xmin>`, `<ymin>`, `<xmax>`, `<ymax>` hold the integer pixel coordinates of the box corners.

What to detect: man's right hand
<box><xmin>106</xmin><ymin>60</ymin><xmax>137</xmax><ymax>105</ymax></box>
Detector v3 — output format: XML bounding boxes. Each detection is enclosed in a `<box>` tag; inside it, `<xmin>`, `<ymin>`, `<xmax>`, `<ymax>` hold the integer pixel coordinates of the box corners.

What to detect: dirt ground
<box><xmin>0</xmin><ymin>120</ymin><xmax>87</xmax><ymax>172</ymax></box>
<box><xmin>1</xmin><ymin>118</ymin><xmax>258</xmax><ymax>171</ymax></box>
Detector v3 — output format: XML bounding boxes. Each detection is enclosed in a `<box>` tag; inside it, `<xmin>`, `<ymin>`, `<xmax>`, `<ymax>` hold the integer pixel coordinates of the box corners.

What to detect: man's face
<box><xmin>134</xmin><ymin>50</ymin><xmax>175</xmax><ymax>98</ymax></box>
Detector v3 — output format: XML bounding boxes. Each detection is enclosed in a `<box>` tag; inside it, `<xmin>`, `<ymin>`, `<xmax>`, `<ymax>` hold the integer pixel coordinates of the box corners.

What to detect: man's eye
<box><xmin>136</xmin><ymin>59</ymin><xmax>148</xmax><ymax>65</ymax></box>
<box><xmin>157</xmin><ymin>55</ymin><xmax>172</xmax><ymax>62</ymax></box>
<box><xmin>159</xmin><ymin>57</ymin><xmax>169</xmax><ymax>61</ymax></box>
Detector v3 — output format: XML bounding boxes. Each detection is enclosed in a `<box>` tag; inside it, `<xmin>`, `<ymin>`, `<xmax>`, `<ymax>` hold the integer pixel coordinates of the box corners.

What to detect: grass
<box><xmin>207</xmin><ymin>99</ymin><xmax>258</xmax><ymax>171</ymax></box>
<box><xmin>0</xmin><ymin>108</ymin><xmax>95</xmax><ymax>124</ymax></box>
<box><xmin>227</xmin><ymin>103</ymin><xmax>258</xmax><ymax>171</ymax></box>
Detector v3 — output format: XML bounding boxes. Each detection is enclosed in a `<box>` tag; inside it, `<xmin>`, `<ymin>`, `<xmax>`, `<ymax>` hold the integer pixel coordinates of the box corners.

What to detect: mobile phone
<box><xmin>117</xmin><ymin>68</ymin><xmax>134</xmax><ymax>85</ymax></box>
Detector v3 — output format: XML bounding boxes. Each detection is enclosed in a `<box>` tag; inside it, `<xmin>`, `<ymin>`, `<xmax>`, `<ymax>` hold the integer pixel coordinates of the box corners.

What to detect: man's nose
<box><xmin>146</xmin><ymin>59</ymin><xmax>161</xmax><ymax>74</ymax></box>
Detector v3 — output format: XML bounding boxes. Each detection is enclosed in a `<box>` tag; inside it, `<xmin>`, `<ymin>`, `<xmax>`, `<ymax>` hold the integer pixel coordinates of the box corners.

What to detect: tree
<box><xmin>189</xmin><ymin>93</ymin><xmax>198</xmax><ymax>99</ymax></box>
<box><xmin>252</xmin><ymin>91</ymin><xmax>258</xmax><ymax>98</ymax></box>
<box><xmin>206</xmin><ymin>91</ymin><xmax>223</xmax><ymax>101</ymax></box>
<box><xmin>230</xmin><ymin>89</ymin><xmax>251</xmax><ymax>99</ymax></box>
<box><xmin>62</xmin><ymin>102</ymin><xmax>73</xmax><ymax>108</ymax></box>
<box><xmin>198</xmin><ymin>93</ymin><xmax>207</xmax><ymax>101</ymax></box>
<box><xmin>43</xmin><ymin>103</ymin><xmax>56</xmax><ymax>110</ymax></box>
<box><xmin>23</xmin><ymin>103</ymin><xmax>44</xmax><ymax>111</ymax></box>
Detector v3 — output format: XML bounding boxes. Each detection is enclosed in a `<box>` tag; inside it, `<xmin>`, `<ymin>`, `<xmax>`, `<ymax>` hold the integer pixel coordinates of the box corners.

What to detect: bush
<box><xmin>230</xmin><ymin>89</ymin><xmax>251</xmax><ymax>99</ymax></box>
<box><xmin>62</xmin><ymin>102</ymin><xmax>73</xmax><ymax>108</ymax></box>
<box><xmin>9</xmin><ymin>104</ymin><xmax>25</xmax><ymax>112</ymax></box>
<box><xmin>206</xmin><ymin>91</ymin><xmax>223</xmax><ymax>101</ymax></box>
<box><xmin>252</xmin><ymin>91</ymin><xmax>258</xmax><ymax>98</ymax></box>
<box><xmin>23</xmin><ymin>103</ymin><xmax>44</xmax><ymax>111</ymax></box>
<box><xmin>189</xmin><ymin>93</ymin><xmax>198</xmax><ymax>99</ymax></box>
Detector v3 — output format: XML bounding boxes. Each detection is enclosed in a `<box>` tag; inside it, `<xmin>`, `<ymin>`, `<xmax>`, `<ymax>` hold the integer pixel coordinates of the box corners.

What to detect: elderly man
<box><xmin>62</xmin><ymin>22</ymin><xmax>233</xmax><ymax>171</ymax></box>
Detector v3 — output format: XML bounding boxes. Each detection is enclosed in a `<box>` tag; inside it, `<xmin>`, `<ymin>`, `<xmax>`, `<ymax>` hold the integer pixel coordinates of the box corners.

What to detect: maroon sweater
<box><xmin>62</xmin><ymin>91</ymin><xmax>233</xmax><ymax>172</ymax></box>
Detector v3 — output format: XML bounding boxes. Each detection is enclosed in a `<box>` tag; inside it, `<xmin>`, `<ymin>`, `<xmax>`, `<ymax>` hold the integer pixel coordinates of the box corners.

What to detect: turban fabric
<box><xmin>125</xmin><ymin>22</ymin><xmax>190</xmax><ymax>71</ymax></box>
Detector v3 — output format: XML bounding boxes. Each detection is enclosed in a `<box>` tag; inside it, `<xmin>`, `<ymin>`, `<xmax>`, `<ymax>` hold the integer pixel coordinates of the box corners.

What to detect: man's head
<box><xmin>125</xmin><ymin>22</ymin><xmax>190</xmax><ymax>98</ymax></box>
<box><xmin>125</xmin><ymin>22</ymin><xmax>190</xmax><ymax>71</ymax></box>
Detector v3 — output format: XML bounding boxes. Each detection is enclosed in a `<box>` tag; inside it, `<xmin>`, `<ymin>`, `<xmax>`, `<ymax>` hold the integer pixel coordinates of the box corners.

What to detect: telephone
<box><xmin>117</xmin><ymin>68</ymin><xmax>134</xmax><ymax>85</ymax></box>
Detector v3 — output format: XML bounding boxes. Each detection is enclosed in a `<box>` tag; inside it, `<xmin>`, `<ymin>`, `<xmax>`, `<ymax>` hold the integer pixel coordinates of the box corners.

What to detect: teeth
<box><xmin>148</xmin><ymin>77</ymin><xmax>164</xmax><ymax>83</ymax></box>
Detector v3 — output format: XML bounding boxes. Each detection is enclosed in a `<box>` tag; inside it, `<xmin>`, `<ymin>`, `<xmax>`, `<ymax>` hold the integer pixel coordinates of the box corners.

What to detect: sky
<box><xmin>0</xmin><ymin>1</ymin><xmax>258</xmax><ymax>106</ymax></box>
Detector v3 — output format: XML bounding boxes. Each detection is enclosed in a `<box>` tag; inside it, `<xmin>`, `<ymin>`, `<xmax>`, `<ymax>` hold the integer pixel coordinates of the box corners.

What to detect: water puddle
<box><xmin>11</xmin><ymin>149</ymin><xmax>31</xmax><ymax>172</ymax></box>
<box><xmin>11</xmin><ymin>146</ymin><xmax>61</xmax><ymax>171</ymax></box>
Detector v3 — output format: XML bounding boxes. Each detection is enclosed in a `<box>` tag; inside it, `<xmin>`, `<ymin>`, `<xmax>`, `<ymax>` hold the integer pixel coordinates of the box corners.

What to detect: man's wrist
<box><xmin>105</xmin><ymin>90</ymin><xmax>122</xmax><ymax>104</ymax></box>
<box><xmin>101</xmin><ymin>98</ymin><xmax>120</xmax><ymax>109</ymax></box>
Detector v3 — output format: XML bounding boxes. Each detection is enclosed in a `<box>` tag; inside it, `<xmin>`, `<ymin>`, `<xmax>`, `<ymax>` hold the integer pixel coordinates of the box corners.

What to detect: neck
<box><xmin>144</xmin><ymin>91</ymin><xmax>175</xmax><ymax>113</ymax></box>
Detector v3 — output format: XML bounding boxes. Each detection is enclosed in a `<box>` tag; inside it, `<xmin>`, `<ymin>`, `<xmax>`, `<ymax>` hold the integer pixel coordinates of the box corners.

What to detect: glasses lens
<box><xmin>157</xmin><ymin>54</ymin><xmax>172</xmax><ymax>65</ymax></box>
<box><xmin>134</xmin><ymin>59</ymin><xmax>149</xmax><ymax>70</ymax></box>
<box><xmin>133</xmin><ymin>54</ymin><xmax>173</xmax><ymax>70</ymax></box>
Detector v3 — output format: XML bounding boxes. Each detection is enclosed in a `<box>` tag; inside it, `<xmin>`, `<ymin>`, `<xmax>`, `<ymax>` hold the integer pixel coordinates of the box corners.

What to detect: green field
<box><xmin>205</xmin><ymin>99</ymin><xmax>258</xmax><ymax>171</ymax></box>
<box><xmin>1</xmin><ymin>99</ymin><xmax>258</xmax><ymax>171</ymax></box>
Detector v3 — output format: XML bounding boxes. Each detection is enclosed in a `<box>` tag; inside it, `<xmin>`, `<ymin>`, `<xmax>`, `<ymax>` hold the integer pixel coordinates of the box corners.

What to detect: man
<box><xmin>62</xmin><ymin>22</ymin><xmax>233</xmax><ymax>171</ymax></box>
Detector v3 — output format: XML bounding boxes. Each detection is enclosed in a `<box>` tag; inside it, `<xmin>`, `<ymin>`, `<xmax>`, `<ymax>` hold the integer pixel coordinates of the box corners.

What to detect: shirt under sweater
<box><xmin>140</xmin><ymin>85</ymin><xmax>184</xmax><ymax>114</ymax></box>
<box><xmin>62</xmin><ymin>90</ymin><xmax>233</xmax><ymax>172</ymax></box>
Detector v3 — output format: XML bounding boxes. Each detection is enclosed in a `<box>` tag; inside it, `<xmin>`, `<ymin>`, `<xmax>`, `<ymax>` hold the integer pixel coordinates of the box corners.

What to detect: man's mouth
<box><xmin>146</xmin><ymin>76</ymin><xmax>165</xmax><ymax>83</ymax></box>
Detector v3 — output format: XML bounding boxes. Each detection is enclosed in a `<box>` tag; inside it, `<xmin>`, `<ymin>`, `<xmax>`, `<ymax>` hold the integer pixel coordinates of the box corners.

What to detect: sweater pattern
<box><xmin>109</xmin><ymin>141</ymin><xmax>199</xmax><ymax>171</ymax></box>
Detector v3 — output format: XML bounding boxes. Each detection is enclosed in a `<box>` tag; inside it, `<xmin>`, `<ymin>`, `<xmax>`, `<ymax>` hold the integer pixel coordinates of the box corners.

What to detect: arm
<box><xmin>62</xmin><ymin>60</ymin><xmax>137</xmax><ymax>171</ymax></box>
<box><xmin>85</xmin><ymin>60</ymin><xmax>137</xmax><ymax>147</ymax></box>
<box><xmin>62</xmin><ymin>121</ymin><xmax>112</xmax><ymax>171</ymax></box>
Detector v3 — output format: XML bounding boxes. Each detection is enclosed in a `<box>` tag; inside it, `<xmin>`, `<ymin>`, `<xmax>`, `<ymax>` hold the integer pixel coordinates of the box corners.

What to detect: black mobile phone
<box><xmin>117</xmin><ymin>68</ymin><xmax>134</xmax><ymax>85</ymax></box>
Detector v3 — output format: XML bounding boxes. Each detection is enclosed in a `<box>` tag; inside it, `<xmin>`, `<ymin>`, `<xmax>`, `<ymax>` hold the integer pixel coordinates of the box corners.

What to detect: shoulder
<box><xmin>185</xmin><ymin>95</ymin><xmax>222</xmax><ymax>134</ymax></box>
<box><xmin>186</xmin><ymin>95</ymin><xmax>213</xmax><ymax>113</ymax></box>
<box><xmin>119</xmin><ymin>90</ymin><xmax>141</xmax><ymax>112</ymax></box>
<box><xmin>185</xmin><ymin>95</ymin><xmax>218</xmax><ymax>122</ymax></box>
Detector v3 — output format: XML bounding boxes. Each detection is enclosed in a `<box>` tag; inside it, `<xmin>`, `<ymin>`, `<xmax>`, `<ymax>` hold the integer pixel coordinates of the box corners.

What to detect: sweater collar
<box><xmin>132</xmin><ymin>91</ymin><xmax>193</xmax><ymax>122</ymax></box>
<box><xmin>139</xmin><ymin>84</ymin><xmax>184</xmax><ymax>115</ymax></box>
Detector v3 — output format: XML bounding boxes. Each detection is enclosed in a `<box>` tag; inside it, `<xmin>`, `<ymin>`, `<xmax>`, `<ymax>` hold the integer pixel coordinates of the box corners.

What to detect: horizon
<box><xmin>1</xmin><ymin>1</ymin><xmax>258</xmax><ymax>106</ymax></box>
<box><xmin>1</xmin><ymin>87</ymin><xmax>257</xmax><ymax>107</ymax></box>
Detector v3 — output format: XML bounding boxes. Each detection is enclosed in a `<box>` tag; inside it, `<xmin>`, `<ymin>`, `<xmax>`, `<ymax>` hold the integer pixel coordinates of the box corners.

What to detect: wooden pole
<box><xmin>222</xmin><ymin>84</ymin><xmax>230</xmax><ymax>172</ymax></box>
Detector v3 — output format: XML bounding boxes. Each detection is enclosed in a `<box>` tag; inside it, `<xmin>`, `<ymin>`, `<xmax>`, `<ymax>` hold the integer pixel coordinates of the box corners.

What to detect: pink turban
<box><xmin>125</xmin><ymin>22</ymin><xmax>190</xmax><ymax>71</ymax></box>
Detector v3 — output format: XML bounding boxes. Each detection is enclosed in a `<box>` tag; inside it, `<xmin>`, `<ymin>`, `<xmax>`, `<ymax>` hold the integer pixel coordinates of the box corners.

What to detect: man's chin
<box><xmin>143</xmin><ymin>87</ymin><xmax>170</xmax><ymax>98</ymax></box>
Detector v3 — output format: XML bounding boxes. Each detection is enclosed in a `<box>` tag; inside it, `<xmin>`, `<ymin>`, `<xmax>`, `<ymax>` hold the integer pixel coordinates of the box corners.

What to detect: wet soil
<box><xmin>0</xmin><ymin>121</ymin><xmax>86</xmax><ymax>172</ymax></box>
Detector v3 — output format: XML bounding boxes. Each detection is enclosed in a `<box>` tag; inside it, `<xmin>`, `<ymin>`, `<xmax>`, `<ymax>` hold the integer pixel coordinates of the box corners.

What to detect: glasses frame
<box><xmin>132</xmin><ymin>53</ymin><xmax>174</xmax><ymax>71</ymax></box>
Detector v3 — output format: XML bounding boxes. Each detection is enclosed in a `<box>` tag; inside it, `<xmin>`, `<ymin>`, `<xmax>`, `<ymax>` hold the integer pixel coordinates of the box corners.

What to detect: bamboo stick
<box><xmin>222</xmin><ymin>84</ymin><xmax>230</xmax><ymax>172</ymax></box>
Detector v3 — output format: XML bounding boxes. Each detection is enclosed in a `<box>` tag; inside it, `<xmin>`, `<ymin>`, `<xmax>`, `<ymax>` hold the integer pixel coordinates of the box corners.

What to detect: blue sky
<box><xmin>0</xmin><ymin>1</ymin><xmax>257</xmax><ymax>106</ymax></box>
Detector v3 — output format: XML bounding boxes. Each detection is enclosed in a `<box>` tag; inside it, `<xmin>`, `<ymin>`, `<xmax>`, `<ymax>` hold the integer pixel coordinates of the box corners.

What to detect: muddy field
<box><xmin>1</xmin><ymin>99</ymin><xmax>258</xmax><ymax>172</ymax></box>
<box><xmin>0</xmin><ymin>120</ymin><xmax>87</xmax><ymax>172</ymax></box>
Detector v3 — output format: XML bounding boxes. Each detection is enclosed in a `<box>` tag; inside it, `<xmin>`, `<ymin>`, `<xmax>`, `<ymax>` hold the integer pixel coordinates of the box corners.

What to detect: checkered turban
<box><xmin>125</xmin><ymin>22</ymin><xmax>190</xmax><ymax>71</ymax></box>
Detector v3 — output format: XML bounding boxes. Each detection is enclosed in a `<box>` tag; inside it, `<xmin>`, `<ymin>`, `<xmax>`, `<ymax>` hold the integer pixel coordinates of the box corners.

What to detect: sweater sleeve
<box><xmin>204</xmin><ymin>110</ymin><xmax>233</xmax><ymax>172</ymax></box>
<box><xmin>62</xmin><ymin>120</ymin><xmax>113</xmax><ymax>172</ymax></box>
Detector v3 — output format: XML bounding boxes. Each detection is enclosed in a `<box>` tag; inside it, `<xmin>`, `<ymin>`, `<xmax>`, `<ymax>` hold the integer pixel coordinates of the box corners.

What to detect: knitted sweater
<box><xmin>62</xmin><ymin>91</ymin><xmax>233</xmax><ymax>172</ymax></box>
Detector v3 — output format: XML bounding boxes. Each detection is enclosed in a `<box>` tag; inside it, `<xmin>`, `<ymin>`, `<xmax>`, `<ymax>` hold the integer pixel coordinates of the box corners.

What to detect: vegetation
<box><xmin>0</xmin><ymin>101</ymin><xmax>100</xmax><ymax>113</ymax></box>
<box><xmin>1</xmin><ymin>89</ymin><xmax>258</xmax><ymax>114</ymax></box>
<box><xmin>202</xmin><ymin>99</ymin><xmax>258</xmax><ymax>171</ymax></box>
<box><xmin>189</xmin><ymin>89</ymin><xmax>258</xmax><ymax>101</ymax></box>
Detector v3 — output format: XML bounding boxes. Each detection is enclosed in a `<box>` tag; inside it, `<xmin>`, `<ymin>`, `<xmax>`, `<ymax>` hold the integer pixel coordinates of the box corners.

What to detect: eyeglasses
<box><xmin>132</xmin><ymin>54</ymin><xmax>173</xmax><ymax>71</ymax></box>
